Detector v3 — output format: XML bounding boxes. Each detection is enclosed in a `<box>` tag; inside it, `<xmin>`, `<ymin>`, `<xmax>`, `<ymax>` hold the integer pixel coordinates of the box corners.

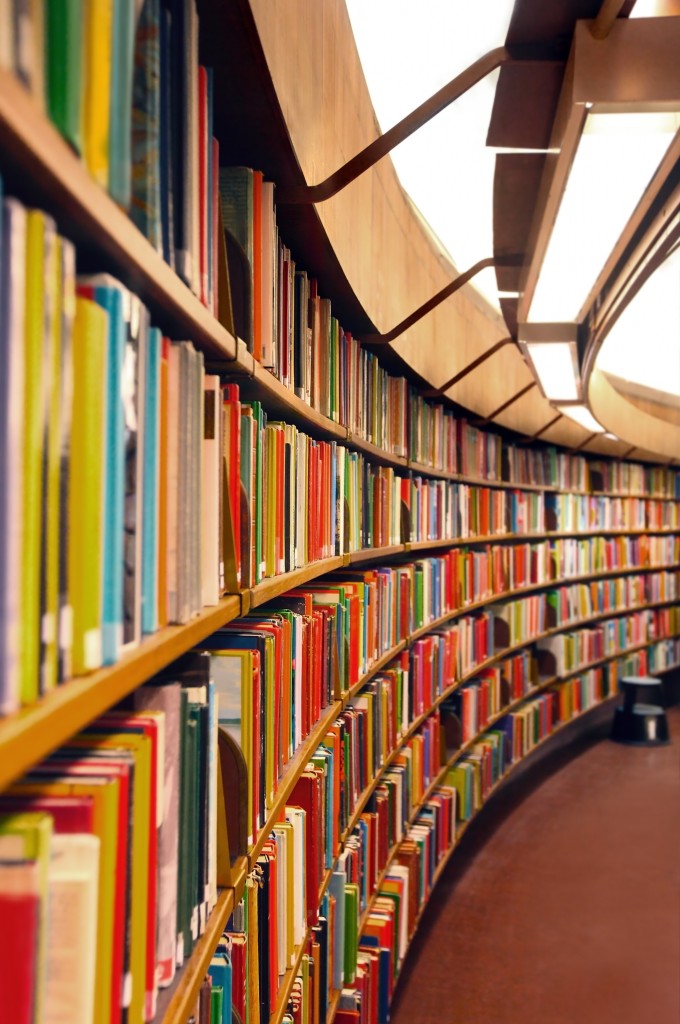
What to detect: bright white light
<box><xmin>528</xmin><ymin>111</ymin><xmax>680</xmax><ymax>323</ymax></box>
<box><xmin>344</xmin><ymin>0</ymin><xmax>515</xmax><ymax>311</ymax></box>
<box><xmin>557</xmin><ymin>404</ymin><xmax>604</xmax><ymax>433</ymax></box>
<box><xmin>526</xmin><ymin>342</ymin><xmax>579</xmax><ymax>400</ymax></box>
<box><xmin>596</xmin><ymin>245</ymin><xmax>680</xmax><ymax>397</ymax></box>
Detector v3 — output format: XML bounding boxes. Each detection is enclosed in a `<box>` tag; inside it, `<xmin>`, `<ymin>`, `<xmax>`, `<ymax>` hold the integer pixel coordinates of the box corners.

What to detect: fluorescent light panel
<box><xmin>526</xmin><ymin>341</ymin><xmax>579</xmax><ymax>401</ymax></box>
<box><xmin>556</xmin><ymin>404</ymin><xmax>604</xmax><ymax>433</ymax></box>
<box><xmin>528</xmin><ymin>111</ymin><xmax>680</xmax><ymax>324</ymax></box>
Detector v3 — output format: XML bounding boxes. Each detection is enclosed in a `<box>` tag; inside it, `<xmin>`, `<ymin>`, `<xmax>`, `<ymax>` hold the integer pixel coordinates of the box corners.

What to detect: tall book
<box><xmin>83</xmin><ymin>0</ymin><xmax>114</xmax><ymax>190</ymax></box>
<box><xmin>131</xmin><ymin>0</ymin><xmax>162</xmax><ymax>249</ymax></box>
<box><xmin>77</xmin><ymin>277</ymin><xmax>127</xmax><ymax>665</ymax></box>
<box><xmin>0</xmin><ymin>197</ymin><xmax>26</xmax><ymax>711</ymax></box>
<box><xmin>45</xmin><ymin>0</ymin><xmax>83</xmax><ymax>151</ymax></box>
<box><xmin>21</xmin><ymin>211</ymin><xmax>55</xmax><ymax>705</ymax></box>
<box><xmin>109</xmin><ymin>0</ymin><xmax>138</xmax><ymax>207</ymax></box>
<box><xmin>69</xmin><ymin>297</ymin><xmax>108</xmax><ymax>675</ymax></box>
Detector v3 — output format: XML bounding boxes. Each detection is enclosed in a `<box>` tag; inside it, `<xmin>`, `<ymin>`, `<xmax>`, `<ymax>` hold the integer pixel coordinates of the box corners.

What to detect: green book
<box><xmin>46</xmin><ymin>0</ymin><xmax>83</xmax><ymax>151</ymax></box>
<box><xmin>343</xmin><ymin>882</ymin><xmax>359</xmax><ymax>985</ymax></box>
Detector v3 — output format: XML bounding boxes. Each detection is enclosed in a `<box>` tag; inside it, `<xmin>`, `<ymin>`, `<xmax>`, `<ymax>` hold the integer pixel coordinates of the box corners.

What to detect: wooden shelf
<box><xmin>249</xmin><ymin>556</ymin><xmax>347</xmax><ymax>608</ymax></box>
<box><xmin>408</xmin><ymin>459</ymin><xmax>457</xmax><ymax>481</ymax></box>
<box><xmin>155</xmin><ymin>889</ymin><xmax>235</xmax><ymax>1024</ymax></box>
<box><xmin>0</xmin><ymin>596</ymin><xmax>242</xmax><ymax>790</ymax></box>
<box><xmin>346</xmin><ymin>433</ymin><xmax>409</xmax><ymax>470</ymax></box>
<box><xmin>0</xmin><ymin>70</ymin><xmax>237</xmax><ymax>361</ymax></box>
<box><xmin>348</xmin><ymin>544</ymin><xmax>406</xmax><ymax>566</ymax></box>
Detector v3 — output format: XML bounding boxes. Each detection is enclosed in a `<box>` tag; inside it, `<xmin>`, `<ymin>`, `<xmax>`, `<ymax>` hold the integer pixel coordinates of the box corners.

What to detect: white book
<box><xmin>0</xmin><ymin>198</ymin><xmax>26</xmax><ymax>712</ymax></box>
<box><xmin>44</xmin><ymin>833</ymin><xmax>100</xmax><ymax>1024</ymax></box>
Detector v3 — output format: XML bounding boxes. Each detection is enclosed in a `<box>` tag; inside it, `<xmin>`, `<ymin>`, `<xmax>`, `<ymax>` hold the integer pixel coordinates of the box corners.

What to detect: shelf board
<box><xmin>348</xmin><ymin>545</ymin><xmax>406</xmax><ymax>566</ymax></box>
<box><xmin>0</xmin><ymin>596</ymin><xmax>242</xmax><ymax>790</ymax></box>
<box><xmin>249</xmin><ymin>555</ymin><xmax>347</xmax><ymax>608</ymax></box>
<box><xmin>0</xmin><ymin>70</ymin><xmax>237</xmax><ymax>360</ymax></box>
<box><xmin>347</xmin><ymin>640</ymin><xmax>408</xmax><ymax>701</ymax></box>
<box><xmin>155</xmin><ymin>889</ymin><xmax>234</xmax><ymax>1024</ymax></box>
<box><xmin>235</xmin><ymin>362</ymin><xmax>349</xmax><ymax>443</ymax></box>
<box><xmin>346</xmin><ymin>433</ymin><xmax>409</xmax><ymax>470</ymax></box>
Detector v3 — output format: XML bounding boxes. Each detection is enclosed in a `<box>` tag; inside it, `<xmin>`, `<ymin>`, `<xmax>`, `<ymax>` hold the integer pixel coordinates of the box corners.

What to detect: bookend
<box><xmin>216</xmin><ymin>726</ymin><xmax>249</xmax><ymax>887</ymax></box>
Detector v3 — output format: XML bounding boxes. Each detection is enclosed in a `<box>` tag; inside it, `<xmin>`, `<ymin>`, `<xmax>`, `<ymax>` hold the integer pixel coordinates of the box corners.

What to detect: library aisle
<box><xmin>390</xmin><ymin>705</ymin><xmax>680</xmax><ymax>1024</ymax></box>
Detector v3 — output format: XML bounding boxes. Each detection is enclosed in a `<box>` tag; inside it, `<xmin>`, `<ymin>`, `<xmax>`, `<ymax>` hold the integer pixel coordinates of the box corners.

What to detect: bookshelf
<box><xmin>0</xmin><ymin>4</ymin><xmax>678</xmax><ymax>1024</ymax></box>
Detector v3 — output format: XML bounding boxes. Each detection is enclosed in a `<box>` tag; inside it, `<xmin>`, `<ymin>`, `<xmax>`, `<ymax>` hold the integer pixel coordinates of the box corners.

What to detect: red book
<box><xmin>0</xmin><ymin>862</ymin><xmax>40</xmax><ymax>1024</ymax></box>
<box><xmin>0</xmin><ymin>795</ymin><xmax>94</xmax><ymax>833</ymax></box>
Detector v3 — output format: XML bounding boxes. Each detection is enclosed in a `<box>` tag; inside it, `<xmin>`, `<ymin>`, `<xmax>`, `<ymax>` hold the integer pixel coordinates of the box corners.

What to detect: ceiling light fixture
<box><xmin>519</xmin><ymin>323</ymin><xmax>580</xmax><ymax>402</ymax></box>
<box><xmin>556</xmin><ymin>404</ymin><xmax>604</xmax><ymax>433</ymax></box>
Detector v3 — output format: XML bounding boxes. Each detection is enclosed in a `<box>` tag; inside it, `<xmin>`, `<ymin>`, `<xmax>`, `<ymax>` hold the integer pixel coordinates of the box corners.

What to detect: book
<box><xmin>21</xmin><ymin>212</ymin><xmax>56</xmax><ymax>704</ymax></box>
<box><xmin>76</xmin><ymin>276</ymin><xmax>127</xmax><ymax>663</ymax></box>
<box><xmin>82</xmin><ymin>0</ymin><xmax>114</xmax><ymax>190</ymax></box>
<box><xmin>69</xmin><ymin>296</ymin><xmax>107</xmax><ymax>676</ymax></box>
<box><xmin>0</xmin><ymin>861</ymin><xmax>41</xmax><ymax>1024</ymax></box>
<box><xmin>44</xmin><ymin>833</ymin><xmax>100</xmax><ymax>1024</ymax></box>
<box><xmin>0</xmin><ymin>197</ymin><xmax>26</xmax><ymax>710</ymax></box>
<box><xmin>142</xmin><ymin>326</ymin><xmax>161</xmax><ymax>636</ymax></box>
<box><xmin>45</xmin><ymin>0</ymin><xmax>83</xmax><ymax>151</ymax></box>
<box><xmin>131</xmin><ymin>0</ymin><xmax>162</xmax><ymax>249</ymax></box>
<box><xmin>109</xmin><ymin>0</ymin><xmax>138</xmax><ymax>208</ymax></box>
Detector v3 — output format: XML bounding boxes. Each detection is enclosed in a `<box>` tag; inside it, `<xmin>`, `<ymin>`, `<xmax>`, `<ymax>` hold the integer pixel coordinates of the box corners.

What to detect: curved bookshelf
<box><xmin>155</xmin><ymin>890</ymin><xmax>236</xmax><ymax>1024</ymax></box>
<box><xmin>341</xmin><ymin>662</ymin><xmax>678</xmax><ymax>1024</ymax></box>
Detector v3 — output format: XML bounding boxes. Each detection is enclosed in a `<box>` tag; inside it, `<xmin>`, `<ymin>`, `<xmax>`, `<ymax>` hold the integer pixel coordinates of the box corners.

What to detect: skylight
<box><xmin>344</xmin><ymin>0</ymin><xmax>515</xmax><ymax>311</ymax></box>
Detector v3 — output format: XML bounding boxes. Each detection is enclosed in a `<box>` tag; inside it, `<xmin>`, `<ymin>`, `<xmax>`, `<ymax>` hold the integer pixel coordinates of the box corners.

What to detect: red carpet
<box><xmin>390</xmin><ymin>705</ymin><xmax>680</xmax><ymax>1024</ymax></box>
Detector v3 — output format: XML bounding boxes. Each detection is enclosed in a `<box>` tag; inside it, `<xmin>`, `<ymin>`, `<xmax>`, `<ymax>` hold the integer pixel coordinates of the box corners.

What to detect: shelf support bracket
<box><xmin>421</xmin><ymin>337</ymin><xmax>516</xmax><ymax>396</ymax></box>
<box><xmin>278</xmin><ymin>47</ymin><xmax>513</xmax><ymax>205</ymax></box>
<box><xmin>360</xmin><ymin>255</ymin><xmax>521</xmax><ymax>345</ymax></box>
<box><xmin>472</xmin><ymin>381</ymin><xmax>537</xmax><ymax>426</ymax></box>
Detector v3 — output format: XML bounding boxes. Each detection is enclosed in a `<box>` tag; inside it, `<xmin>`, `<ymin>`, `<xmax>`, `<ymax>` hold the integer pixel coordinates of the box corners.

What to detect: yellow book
<box><xmin>21</xmin><ymin>212</ymin><xmax>55</xmax><ymax>704</ymax></box>
<box><xmin>40</xmin><ymin>231</ymin><xmax>62</xmax><ymax>693</ymax></box>
<box><xmin>7</xmin><ymin>777</ymin><xmax>119</xmax><ymax>1023</ymax></box>
<box><xmin>69</xmin><ymin>732</ymin><xmax>152</xmax><ymax>1024</ymax></box>
<box><xmin>0</xmin><ymin>812</ymin><xmax>53</xmax><ymax>1024</ymax></box>
<box><xmin>70</xmin><ymin>296</ymin><xmax>107</xmax><ymax>675</ymax></box>
<box><xmin>83</xmin><ymin>0</ymin><xmax>114</xmax><ymax>189</ymax></box>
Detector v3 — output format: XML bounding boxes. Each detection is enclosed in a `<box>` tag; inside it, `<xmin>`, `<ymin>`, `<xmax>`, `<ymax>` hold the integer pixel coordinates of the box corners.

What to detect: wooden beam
<box><xmin>278</xmin><ymin>47</ymin><xmax>513</xmax><ymax>205</ymax></box>
<box><xmin>473</xmin><ymin>381</ymin><xmax>538</xmax><ymax>426</ymax></box>
<box><xmin>590</xmin><ymin>0</ymin><xmax>628</xmax><ymax>39</ymax></box>
<box><xmin>422</xmin><ymin>338</ymin><xmax>516</xmax><ymax>396</ymax></box>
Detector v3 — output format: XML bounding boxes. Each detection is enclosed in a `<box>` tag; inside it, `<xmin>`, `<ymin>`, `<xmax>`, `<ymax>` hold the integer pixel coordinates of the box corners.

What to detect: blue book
<box><xmin>209</xmin><ymin>942</ymin><xmax>232</xmax><ymax>1024</ymax></box>
<box><xmin>131</xmin><ymin>0</ymin><xmax>162</xmax><ymax>248</ymax></box>
<box><xmin>109</xmin><ymin>0</ymin><xmax>137</xmax><ymax>207</ymax></box>
<box><xmin>141</xmin><ymin>325</ymin><xmax>161</xmax><ymax>635</ymax></box>
<box><xmin>78</xmin><ymin>277</ymin><xmax>127</xmax><ymax>665</ymax></box>
<box><xmin>328</xmin><ymin>864</ymin><xmax>347</xmax><ymax>991</ymax></box>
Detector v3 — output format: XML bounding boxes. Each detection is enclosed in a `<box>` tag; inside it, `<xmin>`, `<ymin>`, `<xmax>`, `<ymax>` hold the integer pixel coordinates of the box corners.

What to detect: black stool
<box><xmin>611</xmin><ymin>675</ymin><xmax>670</xmax><ymax>746</ymax></box>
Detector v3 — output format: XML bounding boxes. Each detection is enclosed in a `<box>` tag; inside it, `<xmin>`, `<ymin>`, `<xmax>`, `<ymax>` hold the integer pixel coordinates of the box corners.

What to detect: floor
<box><xmin>390</xmin><ymin>704</ymin><xmax>680</xmax><ymax>1024</ymax></box>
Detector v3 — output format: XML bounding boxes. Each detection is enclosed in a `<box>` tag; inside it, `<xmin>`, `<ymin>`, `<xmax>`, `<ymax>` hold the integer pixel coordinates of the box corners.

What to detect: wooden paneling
<box><xmin>247</xmin><ymin>0</ymin><xmax>508</xmax><ymax>418</ymax></box>
<box><xmin>589</xmin><ymin>368</ymin><xmax>680</xmax><ymax>459</ymax></box>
